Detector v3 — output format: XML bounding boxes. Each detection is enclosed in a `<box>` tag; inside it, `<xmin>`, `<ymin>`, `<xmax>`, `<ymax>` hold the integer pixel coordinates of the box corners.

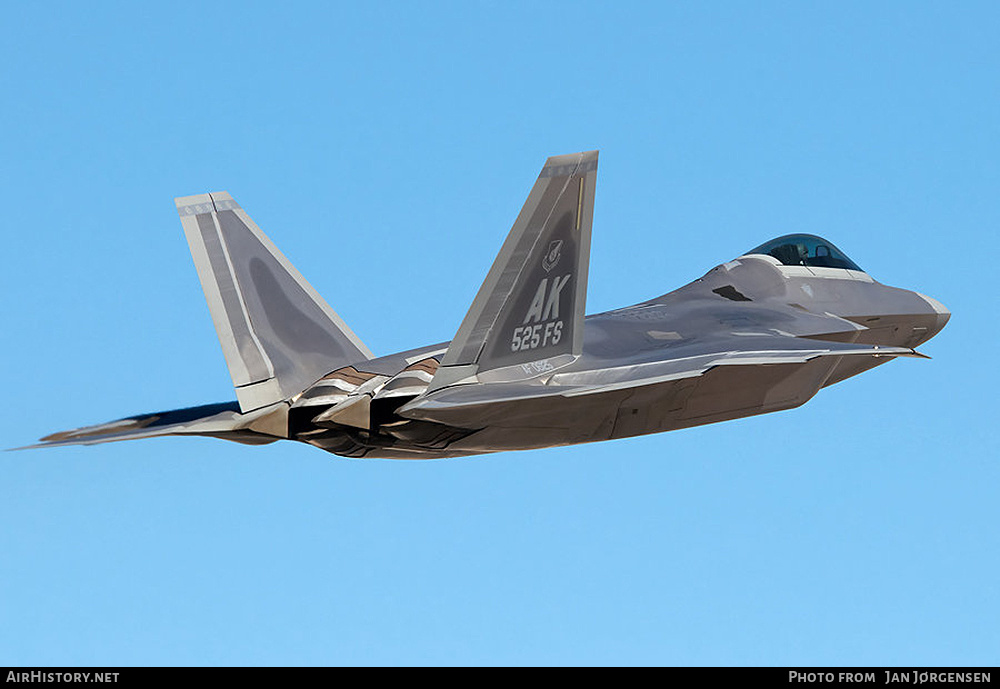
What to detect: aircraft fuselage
<box><xmin>289</xmin><ymin>253</ymin><xmax>948</xmax><ymax>459</ymax></box>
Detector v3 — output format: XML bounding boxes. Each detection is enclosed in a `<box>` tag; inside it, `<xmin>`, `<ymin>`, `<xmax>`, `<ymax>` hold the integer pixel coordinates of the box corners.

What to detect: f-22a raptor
<box><xmin>30</xmin><ymin>151</ymin><xmax>949</xmax><ymax>458</ymax></box>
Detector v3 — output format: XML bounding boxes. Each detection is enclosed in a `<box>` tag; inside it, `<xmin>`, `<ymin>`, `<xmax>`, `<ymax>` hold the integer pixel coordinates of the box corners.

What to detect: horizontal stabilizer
<box><xmin>176</xmin><ymin>192</ymin><xmax>373</xmax><ymax>412</ymax></box>
<box><xmin>15</xmin><ymin>401</ymin><xmax>287</xmax><ymax>450</ymax></box>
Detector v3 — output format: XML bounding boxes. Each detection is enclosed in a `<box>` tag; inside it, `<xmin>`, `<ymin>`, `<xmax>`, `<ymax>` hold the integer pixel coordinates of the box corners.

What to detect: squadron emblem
<box><xmin>542</xmin><ymin>240</ymin><xmax>563</xmax><ymax>273</ymax></box>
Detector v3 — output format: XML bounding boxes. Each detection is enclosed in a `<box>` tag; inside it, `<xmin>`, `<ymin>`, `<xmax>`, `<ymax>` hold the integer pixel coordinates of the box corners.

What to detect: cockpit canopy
<box><xmin>745</xmin><ymin>234</ymin><xmax>863</xmax><ymax>272</ymax></box>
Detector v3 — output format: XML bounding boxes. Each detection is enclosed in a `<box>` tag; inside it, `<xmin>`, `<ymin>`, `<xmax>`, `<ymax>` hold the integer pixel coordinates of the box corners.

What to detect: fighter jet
<box><xmin>27</xmin><ymin>151</ymin><xmax>949</xmax><ymax>458</ymax></box>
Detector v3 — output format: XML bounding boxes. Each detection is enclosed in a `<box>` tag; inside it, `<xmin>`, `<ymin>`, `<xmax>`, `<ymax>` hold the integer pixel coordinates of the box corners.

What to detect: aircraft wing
<box><xmin>399</xmin><ymin>334</ymin><xmax>923</xmax><ymax>418</ymax></box>
<box><xmin>552</xmin><ymin>336</ymin><xmax>925</xmax><ymax>397</ymax></box>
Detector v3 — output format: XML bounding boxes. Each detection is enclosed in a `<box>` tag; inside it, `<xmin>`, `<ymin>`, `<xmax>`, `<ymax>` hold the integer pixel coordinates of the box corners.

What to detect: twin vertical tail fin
<box><xmin>24</xmin><ymin>157</ymin><xmax>595</xmax><ymax>451</ymax></box>
<box><xmin>176</xmin><ymin>192</ymin><xmax>373</xmax><ymax>412</ymax></box>
<box><xmin>428</xmin><ymin>150</ymin><xmax>598</xmax><ymax>391</ymax></box>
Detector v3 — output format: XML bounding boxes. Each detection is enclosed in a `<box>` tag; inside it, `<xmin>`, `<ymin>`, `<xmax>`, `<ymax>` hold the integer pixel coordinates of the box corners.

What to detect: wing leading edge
<box><xmin>400</xmin><ymin>336</ymin><xmax>923</xmax><ymax>419</ymax></box>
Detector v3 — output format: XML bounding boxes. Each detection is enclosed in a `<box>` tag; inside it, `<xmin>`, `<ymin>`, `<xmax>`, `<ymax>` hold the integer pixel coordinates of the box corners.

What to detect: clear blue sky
<box><xmin>1</xmin><ymin>2</ymin><xmax>996</xmax><ymax>666</ymax></box>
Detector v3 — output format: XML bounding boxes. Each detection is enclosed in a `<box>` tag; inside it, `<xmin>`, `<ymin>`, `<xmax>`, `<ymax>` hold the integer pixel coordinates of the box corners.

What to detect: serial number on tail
<box><xmin>511</xmin><ymin>321</ymin><xmax>564</xmax><ymax>352</ymax></box>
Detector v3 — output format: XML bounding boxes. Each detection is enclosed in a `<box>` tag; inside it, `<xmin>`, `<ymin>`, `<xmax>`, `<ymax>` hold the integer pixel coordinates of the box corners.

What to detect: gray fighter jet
<box><xmin>28</xmin><ymin>151</ymin><xmax>949</xmax><ymax>458</ymax></box>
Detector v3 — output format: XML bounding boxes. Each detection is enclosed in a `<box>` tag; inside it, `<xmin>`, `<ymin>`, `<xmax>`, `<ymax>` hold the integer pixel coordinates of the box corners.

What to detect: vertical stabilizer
<box><xmin>429</xmin><ymin>151</ymin><xmax>598</xmax><ymax>391</ymax></box>
<box><xmin>176</xmin><ymin>193</ymin><xmax>373</xmax><ymax>412</ymax></box>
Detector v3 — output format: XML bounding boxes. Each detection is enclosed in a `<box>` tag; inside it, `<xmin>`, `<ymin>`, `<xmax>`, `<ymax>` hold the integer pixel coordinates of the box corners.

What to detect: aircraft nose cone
<box><xmin>916</xmin><ymin>292</ymin><xmax>951</xmax><ymax>339</ymax></box>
